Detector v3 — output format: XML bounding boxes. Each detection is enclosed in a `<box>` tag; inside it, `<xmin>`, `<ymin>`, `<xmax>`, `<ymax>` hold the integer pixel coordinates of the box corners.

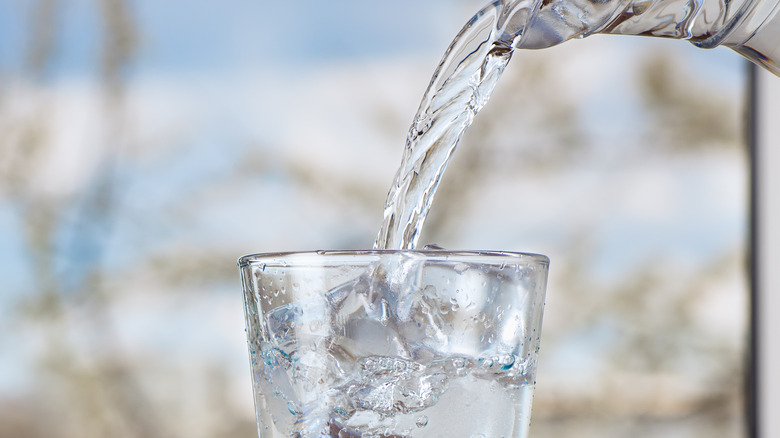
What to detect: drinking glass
<box><xmin>238</xmin><ymin>250</ymin><xmax>549</xmax><ymax>438</ymax></box>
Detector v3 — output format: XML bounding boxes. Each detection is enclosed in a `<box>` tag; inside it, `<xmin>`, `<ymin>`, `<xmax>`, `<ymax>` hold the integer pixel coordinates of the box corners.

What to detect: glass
<box><xmin>238</xmin><ymin>250</ymin><xmax>550</xmax><ymax>438</ymax></box>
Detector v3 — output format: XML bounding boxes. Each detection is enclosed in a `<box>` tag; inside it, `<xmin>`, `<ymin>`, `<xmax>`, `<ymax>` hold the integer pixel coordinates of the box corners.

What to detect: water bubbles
<box><xmin>361</xmin><ymin>358</ymin><xmax>377</xmax><ymax>373</ymax></box>
<box><xmin>497</xmin><ymin>354</ymin><xmax>516</xmax><ymax>370</ymax></box>
<box><xmin>415</xmin><ymin>415</ymin><xmax>429</xmax><ymax>428</ymax></box>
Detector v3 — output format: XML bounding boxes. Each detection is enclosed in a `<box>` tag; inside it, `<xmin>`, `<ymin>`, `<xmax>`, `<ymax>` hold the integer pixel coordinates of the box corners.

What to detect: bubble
<box><xmin>416</xmin><ymin>415</ymin><xmax>429</xmax><ymax>428</ymax></box>
<box><xmin>497</xmin><ymin>354</ymin><xmax>516</xmax><ymax>370</ymax></box>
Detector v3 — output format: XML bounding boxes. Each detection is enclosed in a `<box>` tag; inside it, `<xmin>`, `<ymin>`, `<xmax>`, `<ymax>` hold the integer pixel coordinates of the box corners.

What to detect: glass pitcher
<box><xmin>513</xmin><ymin>0</ymin><xmax>779</xmax><ymax>75</ymax></box>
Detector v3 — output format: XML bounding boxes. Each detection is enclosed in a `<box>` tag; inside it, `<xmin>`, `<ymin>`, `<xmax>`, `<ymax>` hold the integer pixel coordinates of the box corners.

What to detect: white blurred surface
<box><xmin>756</xmin><ymin>67</ymin><xmax>780</xmax><ymax>438</ymax></box>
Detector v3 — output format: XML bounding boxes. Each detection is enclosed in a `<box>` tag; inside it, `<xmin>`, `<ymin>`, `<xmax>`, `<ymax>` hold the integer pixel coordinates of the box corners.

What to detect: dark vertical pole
<box><xmin>746</xmin><ymin>61</ymin><xmax>759</xmax><ymax>438</ymax></box>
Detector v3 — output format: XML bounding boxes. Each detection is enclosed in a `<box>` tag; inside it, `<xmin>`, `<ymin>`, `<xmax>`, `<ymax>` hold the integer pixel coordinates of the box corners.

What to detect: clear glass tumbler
<box><xmin>238</xmin><ymin>250</ymin><xmax>549</xmax><ymax>438</ymax></box>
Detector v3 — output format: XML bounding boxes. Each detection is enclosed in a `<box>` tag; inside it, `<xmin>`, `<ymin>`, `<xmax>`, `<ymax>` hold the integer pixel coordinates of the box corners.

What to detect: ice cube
<box><xmin>346</xmin><ymin>356</ymin><xmax>450</xmax><ymax>416</ymax></box>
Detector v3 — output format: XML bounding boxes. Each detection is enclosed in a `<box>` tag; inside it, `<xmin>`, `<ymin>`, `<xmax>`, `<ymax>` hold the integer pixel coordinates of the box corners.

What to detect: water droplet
<box><xmin>498</xmin><ymin>354</ymin><xmax>516</xmax><ymax>369</ymax></box>
<box><xmin>454</xmin><ymin>263</ymin><xmax>470</xmax><ymax>274</ymax></box>
<box><xmin>472</xmin><ymin>434</ymin><xmax>486</xmax><ymax>438</ymax></box>
<box><xmin>416</xmin><ymin>415</ymin><xmax>429</xmax><ymax>428</ymax></box>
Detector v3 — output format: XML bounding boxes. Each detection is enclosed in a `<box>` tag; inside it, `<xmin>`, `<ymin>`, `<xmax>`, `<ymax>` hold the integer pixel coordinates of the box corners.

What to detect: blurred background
<box><xmin>0</xmin><ymin>0</ymin><xmax>752</xmax><ymax>437</ymax></box>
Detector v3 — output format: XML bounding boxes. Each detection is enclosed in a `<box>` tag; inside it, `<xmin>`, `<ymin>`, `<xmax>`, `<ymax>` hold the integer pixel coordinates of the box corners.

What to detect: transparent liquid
<box><xmin>374</xmin><ymin>0</ymin><xmax>529</xmax><ymax>250</ymax></box>
<box><xmin>253</xmin><ymin>346</ymin><xmax>534</xmax><ymax>438</ymax></box>
<box><xmin>375</xmin><ymin>0</ymin><xmax>775</xmax><ymax>251</ymax></box>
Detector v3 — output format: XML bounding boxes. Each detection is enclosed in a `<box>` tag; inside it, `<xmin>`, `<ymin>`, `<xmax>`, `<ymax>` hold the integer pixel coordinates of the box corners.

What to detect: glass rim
<box><xmin>238</xmin><ymin>249</ymin><xmax>549</xmax><ymax>268</ymax></box>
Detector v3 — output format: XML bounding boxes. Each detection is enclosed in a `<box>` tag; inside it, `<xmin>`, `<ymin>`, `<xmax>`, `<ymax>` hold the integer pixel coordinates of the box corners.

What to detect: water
<box><xmin>256</xmin><ymin>349</ymin><xmax>534</xmax><ymax>438</ymax></box>
<box><xmin>374</xmin><ymin>0</ymin><xmax>771</xmax><ymax>250</ymax></box>
<box><xmin>371</xmin><ymin>0</ymin><xmax>608</xmax><ymax>250</ymax></box>
<box><xmin>374</xmin><ymin>0</ymin><xmax>526</xmax><ymax>250</ymax></box>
